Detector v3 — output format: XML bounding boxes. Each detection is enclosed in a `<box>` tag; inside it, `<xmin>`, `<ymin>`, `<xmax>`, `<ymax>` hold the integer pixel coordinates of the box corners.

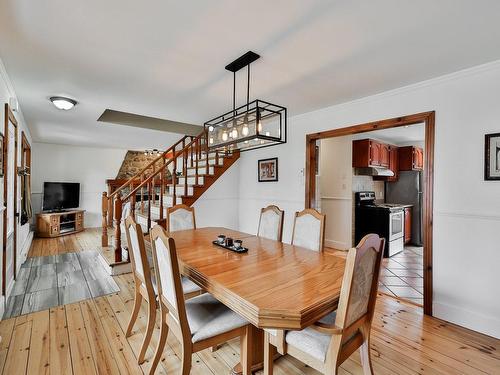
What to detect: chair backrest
<box><xmin>335</xmin><ymin>233</ymin><xmax>385</xmax><ymax>334</ymax></box>
<box><xmin>257</xmin><ymin>205</ymin><xmax>284</xmax><ymax>242</ymax></box>
<box><xmin>167</xmin><ymin>204</ymin><xmax>196</xmax><ymax>232</ymax></box>
<box><xmin>291</xmin><ymin>208</ymin><xmax>325</xmax><ymax>252</ymax></box>
<box><xmin>124</xmin><ymin>215</ymin><xmax>154</xmax><ymax>294</ymax></box>
<box><xmin>150</xmin><ymin>224</ymin><xmax>190</xmax><ymax>340</ymax></box>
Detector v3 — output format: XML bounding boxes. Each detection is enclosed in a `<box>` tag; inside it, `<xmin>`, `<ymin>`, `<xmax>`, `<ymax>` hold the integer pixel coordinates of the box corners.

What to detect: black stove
<box><xmin>355</xmin><ymin>192</ymin><xmax>405</xmax><ymax>257</ymax></box>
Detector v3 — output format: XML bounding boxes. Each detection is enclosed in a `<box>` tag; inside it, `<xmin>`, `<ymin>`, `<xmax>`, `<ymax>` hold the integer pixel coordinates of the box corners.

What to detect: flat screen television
<box><xmin>42</xmin><ymin>182</ymin><xmax>80</xmax><ymax>212</ymax></box>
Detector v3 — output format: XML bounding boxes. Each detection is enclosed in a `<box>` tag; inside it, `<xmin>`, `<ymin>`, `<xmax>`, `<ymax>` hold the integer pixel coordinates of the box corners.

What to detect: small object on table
<box><xmin>212</xmin><ymin>239</ymin><xmax>249</xmax><ymax>253</ymax></box>
<box><xmin>217</xmin><ymin>234</ymin><xmax>226</xmax><ymax>244</ymax></box>
<box><xmin>234</xmin><ymin>239</ymin><xmax>243</xmax><ymax>249</ymax></box>
<box><xmin>225</xmin><ymin>237</ymin><xmax>234</xmax><ymax>247</ymax></box>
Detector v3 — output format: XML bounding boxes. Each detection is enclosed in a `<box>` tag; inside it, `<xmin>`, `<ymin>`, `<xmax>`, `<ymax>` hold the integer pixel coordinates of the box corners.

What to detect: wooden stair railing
<box><xmin>101</xmin><ymin>128</ymin><xmax>236</xmax><ymax>263</ymax></box>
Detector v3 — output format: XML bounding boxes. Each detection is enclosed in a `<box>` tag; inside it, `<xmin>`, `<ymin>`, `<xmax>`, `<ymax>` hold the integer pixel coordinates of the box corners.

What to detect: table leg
<box><xmin>231</xmin><ymin>325</ymin><xmax>264</xmax><ymax>375</ymax></box>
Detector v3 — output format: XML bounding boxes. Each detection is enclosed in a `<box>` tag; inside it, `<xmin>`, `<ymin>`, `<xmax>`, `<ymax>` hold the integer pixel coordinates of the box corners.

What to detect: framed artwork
<box><xmin>258</xmin><ymin>157</ymin><xmax>278</xmax><ymax>182</ymax></box>
<box><xmin>485</xmin><ymin>132</ymin><xmax>500</xmax><ymax>180</ymax></box>
<box><xmin>0</xmin><ymin>133</ymin><xmax>4</xmax><ymax>177</ymax></box>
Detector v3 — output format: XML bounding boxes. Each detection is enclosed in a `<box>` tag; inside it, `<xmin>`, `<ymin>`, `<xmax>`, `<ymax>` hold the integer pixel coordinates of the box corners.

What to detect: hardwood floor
<box><xmin>0</xmin><ymin>229</ymin><xmax>498</xmax><ymax>374</ymax></box>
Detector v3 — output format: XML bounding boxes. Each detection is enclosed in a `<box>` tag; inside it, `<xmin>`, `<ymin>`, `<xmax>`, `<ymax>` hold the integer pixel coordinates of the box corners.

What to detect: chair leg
<box><xmin>264</xmin><ymin>332</ymin><xmax>274</xmax><ymax>375</ymax></box>
<box><xmin>138</xmin><ymin>298</ymin><xmax>156</xmax><ymax>364</ymax></box>
<box><xmin>149</xmin><ymin>318</ymin><xmax>168</xmax><ymax>375</ymax></box>
<box><xmin>126</xmin><ymin>289</ymin><xmax>142</xmax><ymax>337</ymax></box>
<box><xmin>240</xmin><ymin>325</ymin><xmax>253</xmax><ymax>375</ymax></box>
<box><xmin>181</xmin><ymin>343</ymin><xmax>192</xmax><ymax>375</ymax></box>
<box><xmin>360</xmin><ymin>324</ymin><xmax>374</xmax><ymax>375</ymax></box>
<box><xmin>210</xmin><ymin>345</ymin><xmax>220</xmax><ymax>352</ymax></box>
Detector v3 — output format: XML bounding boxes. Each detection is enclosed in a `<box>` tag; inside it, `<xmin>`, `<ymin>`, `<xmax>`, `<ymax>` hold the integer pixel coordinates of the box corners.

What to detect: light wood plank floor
<box><xmin>0</xmin><ymin>229</ymin><xmax>498</xmax><ymax>374</ymax></box>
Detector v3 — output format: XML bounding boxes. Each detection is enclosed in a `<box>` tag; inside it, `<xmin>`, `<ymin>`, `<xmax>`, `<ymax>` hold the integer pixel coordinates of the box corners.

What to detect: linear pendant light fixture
<box><xmin>204</xmin><ymin>51</ymin><xmax>287</xmax><ymax>152</ymax></box>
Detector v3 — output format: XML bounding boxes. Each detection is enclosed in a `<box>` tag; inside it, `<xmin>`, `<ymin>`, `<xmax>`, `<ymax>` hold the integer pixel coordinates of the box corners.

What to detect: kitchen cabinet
<box><xmin>404</xmin><ymin>207</ymin><xmax>412</xmax><ymax>244</ymax></box>
<box><xmin>399</xmin><ymin>146</ymin><xmax>424</xmax><ymax>170</ymax></box>
<box><xmin>353</xmin><ymin>139</ymin><xmax>390</xmax><ymax>168</ymax></box>
<box><xmin>385</xmin><ymin>146</ymin><xmax>399</xmax><ymax>182</ymax></box>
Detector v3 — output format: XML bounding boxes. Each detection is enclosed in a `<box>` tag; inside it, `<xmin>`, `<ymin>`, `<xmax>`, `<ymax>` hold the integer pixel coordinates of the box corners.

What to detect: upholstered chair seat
<box><xmin>185</xmin><ymin>293</ymin><xmax>248</xmax><ymax>343</ymax></box>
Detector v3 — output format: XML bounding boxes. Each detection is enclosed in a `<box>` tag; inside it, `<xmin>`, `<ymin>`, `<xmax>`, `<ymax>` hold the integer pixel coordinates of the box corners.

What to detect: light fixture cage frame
<box><xmin>204</xmin><ymin>99</ymin><xmax>287</xmax><ymax>152</ymax></box>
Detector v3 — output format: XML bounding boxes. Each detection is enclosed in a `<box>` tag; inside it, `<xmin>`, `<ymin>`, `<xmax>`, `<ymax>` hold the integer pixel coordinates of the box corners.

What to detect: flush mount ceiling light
<box><xmin>50</xmin><ymin>96</ymin><xmax>77</xmax><ymax>110</ymax></box>
<box><xmin>204</xmin><ymin>51</ymin><xmax>287</xmax><ymax>152</ymax></box>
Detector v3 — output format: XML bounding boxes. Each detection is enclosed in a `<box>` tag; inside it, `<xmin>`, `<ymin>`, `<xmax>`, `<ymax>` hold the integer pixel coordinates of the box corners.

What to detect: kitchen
<box><xmin>318</xmin><ymin>123</ymin><xmax>425</xmax><ymax>305</ymax></box>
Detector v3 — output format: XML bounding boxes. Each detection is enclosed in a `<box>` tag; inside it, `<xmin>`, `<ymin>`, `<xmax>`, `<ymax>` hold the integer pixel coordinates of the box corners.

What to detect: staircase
<box><xmin>101</xmin><ymin>129</ymin><xmax>240</xmax><ymax>263</ymax></box>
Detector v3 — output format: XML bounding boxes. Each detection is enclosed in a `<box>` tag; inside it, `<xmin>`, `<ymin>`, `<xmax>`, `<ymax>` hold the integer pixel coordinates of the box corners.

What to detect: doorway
<box><xmin>305</xmin><ymin>112</ymin><xmax>434</xmax><ymax>315</ymax></box>
<box><xmin>3</xmin><ymin>103</ymin><xmax>18</xmax><ymax>295</ymax></box>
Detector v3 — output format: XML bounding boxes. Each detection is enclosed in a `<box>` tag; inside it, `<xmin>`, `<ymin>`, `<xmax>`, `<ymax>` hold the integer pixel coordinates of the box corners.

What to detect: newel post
<box><xmin>101</xmin><ymin>192</ymin><xmax>108</xmax><ymax>247</ymax></box>
<box><xmin>113</xmin><ymin>197</ymin><xmax>123</xmax><ymax>262</ymax></box>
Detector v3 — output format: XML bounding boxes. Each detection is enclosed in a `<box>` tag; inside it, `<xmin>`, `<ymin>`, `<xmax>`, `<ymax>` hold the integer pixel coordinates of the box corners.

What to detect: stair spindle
<box><xmin>173</xmin><ymin>148</ymin><xmax>177</xmax><ymax>206</ymax></box>
<box><xmin>113</xmin><ymin>197</ymin><xmax>123</xmax><ymax>262</ymax></box>
<box><xmin>159</xmin><ymin>158</ymin><xmax>164</xmax><ymax>221</ymax></box>
<box><xmin>147</xmin><ymin>181</ymin><xmax>152</xmax><ymax>231</ymax></box>
<box><xmin>130</xmin><ymin>181</ymin><xmax>136</xmax><ymax>217</ymax></box>
<box><xmin>190</xmin><ymin>137</ymin><xmax>194</xmax><ymax>168</ymax></box>
<box><xmin>184</xmin><ymin>148</ymin><xmax>188</xmax><ymax>197</ymax></box>
<box><xmin>195</xmin><ymin>138</ymin><xmax>199</xmax><ymax>185</ymax></box>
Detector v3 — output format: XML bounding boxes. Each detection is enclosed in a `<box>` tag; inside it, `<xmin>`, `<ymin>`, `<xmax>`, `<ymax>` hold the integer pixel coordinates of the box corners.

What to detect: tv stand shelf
<box><xmin>36</xmin><ymin>209</ymin><xmax>85</xmax><ymax>238</ymax></box>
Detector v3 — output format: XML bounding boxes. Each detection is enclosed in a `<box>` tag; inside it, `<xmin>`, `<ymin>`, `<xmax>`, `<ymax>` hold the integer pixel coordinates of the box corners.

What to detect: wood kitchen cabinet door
<box><xmin>380</xmin><ymin>143</ymin><xmax>390</xmax><ymax>167</ymax></box>
<box><xmin>399</xmin><ymin>146</ymin><xmax>424</xmax><ymax>171</ymax></box>
<box><xmin>370</xmin><ymin>141</ymin><xmax>381</xmax><ymax>166</ymax></box>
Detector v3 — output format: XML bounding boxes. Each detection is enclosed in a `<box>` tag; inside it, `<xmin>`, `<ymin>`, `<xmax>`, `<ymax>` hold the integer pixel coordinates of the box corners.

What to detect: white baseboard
<box><xmin>325</xmin><ymin>238</ymin><xmax>350</xmax><ymax>251</ymax></box>
<box><xmin>433</xmin><ymin>301</ymin><xmax>500</xmax><ymax>339</ymax></box>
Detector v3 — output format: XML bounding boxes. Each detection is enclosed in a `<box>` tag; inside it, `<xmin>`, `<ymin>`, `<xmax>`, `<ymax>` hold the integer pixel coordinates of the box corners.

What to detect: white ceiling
<box><xmin>1</xmin><ymin>0</ymin><xmax>500</xmax><ymax>149</ymax></box>
<box><xmin>352</xmin><ymin>123</ymin><xmax>425</xmax><ymax>146</ymax></box>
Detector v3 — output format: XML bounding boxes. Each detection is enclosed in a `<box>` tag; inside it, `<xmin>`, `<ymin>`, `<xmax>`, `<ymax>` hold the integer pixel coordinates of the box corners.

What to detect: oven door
<box><xmin>388</xmin><ymin>210</ymin><xmax>404</xmax><ymax>242</ymax></box>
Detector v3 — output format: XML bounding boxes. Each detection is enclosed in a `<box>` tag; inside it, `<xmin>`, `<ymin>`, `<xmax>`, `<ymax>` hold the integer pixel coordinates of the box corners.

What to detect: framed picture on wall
<box><xmin>0</xmin><ymin>133</ymin><xmax>4</xmax><ymax>177</ymax></box>
<box><xmin>485</xmin><ymin>132</ymin><xmax>500</xmax><ymax>180</ymax></box>
<box><xmin>258</xmin><ymin>157</ymin><xmax>278</xmax><ymax>182</ymax></box>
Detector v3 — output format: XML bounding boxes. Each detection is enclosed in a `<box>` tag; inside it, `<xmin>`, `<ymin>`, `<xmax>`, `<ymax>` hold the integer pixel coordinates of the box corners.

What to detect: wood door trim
<box><xmin>3</xmin><ymin>103</ymin><xmax>18</xmax><ymax>294</ymax></box>
<box><xmin>304</xmin><ymin>111</ymin><xmax>435</xmax><ymax>316</ymax></box>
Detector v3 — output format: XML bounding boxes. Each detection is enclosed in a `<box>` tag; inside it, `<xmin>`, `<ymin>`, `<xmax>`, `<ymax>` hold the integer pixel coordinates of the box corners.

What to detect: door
<box><xmin>3</xmin><ymin>104</ymin><xmax>18</xmax><ymax>294</ymax></box>
<box><xmin>370</xmin><ymin>141</ymin><xmax>381</xmax><ymax>166</ymax></box>
<box><xmin>380</xmin><ymin>144</ymin><xmax>390</xmax><ymax>167</ymax></box>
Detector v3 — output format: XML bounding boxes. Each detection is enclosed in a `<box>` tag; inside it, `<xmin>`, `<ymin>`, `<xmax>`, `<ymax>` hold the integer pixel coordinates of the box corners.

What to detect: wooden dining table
<box><xmin>168</xmin><ymin>227</ymin><xmax>346</xmax><ymax>375</ymax></box>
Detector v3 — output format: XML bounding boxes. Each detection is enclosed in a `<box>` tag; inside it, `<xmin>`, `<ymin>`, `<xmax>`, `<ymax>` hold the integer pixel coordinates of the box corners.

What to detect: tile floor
<box><xmin>3</xmin><ymin>251</ymin><xmax>120</xmax><ymax>319</ymax></box>
<box><xmin>378</xmin><ymin>245</ymin><xmax>423</xmax><ymax>305</ymax></box>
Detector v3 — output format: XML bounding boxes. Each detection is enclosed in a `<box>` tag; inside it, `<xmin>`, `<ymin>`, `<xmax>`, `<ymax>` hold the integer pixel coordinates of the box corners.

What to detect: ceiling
<box><xmin>1</xmin><ymin>1</ymin><xmax>500</xmax><ymax>149</ymax></box>
<box><xmin>352</xmin><ymin>123</ymin><xmax>425</xmax><ymax>146</ymax></box>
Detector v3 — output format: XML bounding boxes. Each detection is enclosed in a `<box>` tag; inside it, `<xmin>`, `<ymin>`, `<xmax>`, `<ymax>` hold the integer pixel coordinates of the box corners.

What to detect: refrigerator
<box><xmin>385</xmin><ymin>171</ymin><xmax>423</xmax><ymax>246</ymax></box>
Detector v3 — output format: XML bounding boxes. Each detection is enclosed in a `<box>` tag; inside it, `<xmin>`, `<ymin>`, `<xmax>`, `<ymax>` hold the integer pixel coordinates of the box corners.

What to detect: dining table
<box><xmin>167</xmin><ymin>227</ymin><xmax>346</xmax><ymax>375</ymax></box>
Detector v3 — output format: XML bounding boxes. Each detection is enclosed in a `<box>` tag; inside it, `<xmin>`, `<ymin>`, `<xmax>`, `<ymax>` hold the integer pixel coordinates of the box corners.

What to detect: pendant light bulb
<box><xmin>232</xmin><ymin>128</ymin><xmax>238</xmax><ymax>139</ymax></box>
<box><xmin>208</xmin><ymin>125</ymin><xmax>214</xmax><ymax>132</ymax></box>
<box><xmin>209</xmin><ymin>137</ymin><xmax>214</xmax><ymax>145</ymax></box>
<box><xmin>242</xmin><ymin>124</ymin><xmax>249</xmax><ymax>136</ymax></box>
<box><xmin>222</xmin><ymin>131</ymin><xmax>228</xmax><ymax>141</ymax></box>
<box><xmin>257</xmin><ymin>120</ymin><xmax>263</xmax><ymax>132</ymax></box>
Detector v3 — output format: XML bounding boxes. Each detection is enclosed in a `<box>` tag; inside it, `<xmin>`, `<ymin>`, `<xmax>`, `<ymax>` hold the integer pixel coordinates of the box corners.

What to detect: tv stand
<box><xmin>36</xmin><ymin>209</ymin><xmax>85</xmax><ymax>238</ymax></box>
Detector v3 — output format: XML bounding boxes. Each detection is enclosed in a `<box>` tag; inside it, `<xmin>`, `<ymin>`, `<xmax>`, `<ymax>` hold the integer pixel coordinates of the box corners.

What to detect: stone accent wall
<box><xmin>116</xmin><ymin>151</ymin><xmax>170</xmax><ymax>179</ymax></box>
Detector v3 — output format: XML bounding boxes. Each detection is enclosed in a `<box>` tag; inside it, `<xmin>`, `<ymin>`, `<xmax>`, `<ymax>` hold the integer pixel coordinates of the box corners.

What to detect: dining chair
<box><xmin>123</xmin><ymin>215</ymin><xmax>157</xmax><ymax>365</ymax></box>
<box><xmin>165</xmin><ymin>203</ymin><xmax>205</xmax><ymax>300</ymax></box>
<box><xmin>149</xmin><ymin>224</ymin><xmax>253</xmax><ymax>375</ymax></box>
<box><xmin>123</xmin><ymin>215</ymin><xmax>202</xmax><ymax>365</ymax></box>
<box><xmin>264</xmin><ymin>234</ymin><xmax>385</xmax><ymax>375</ymax></box>
<box><xmin>257</xmin><ymin>205</ymin><xmax>284</xmax><ymax>241</ymax></box>
<box><xmin>291</xmin><ymin>208</ymin><xmax>326</xmax><ymax>252</ymax></box>
<box><xmin>166</xmin><ymin>204</ymin><xmax>196</xmax><ymax>232</ymax></box>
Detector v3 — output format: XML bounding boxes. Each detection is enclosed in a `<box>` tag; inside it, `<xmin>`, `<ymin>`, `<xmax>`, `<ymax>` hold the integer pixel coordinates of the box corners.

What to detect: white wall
<box><xmin>0</xmin><ymin>58</ymin><xmax>34</xmax><ymax>316</ymax></box>
<box><xmin>319</xmin><ymin>136</ymin><xmax>353</xmax><ymax>250</ymax></box>
<box><xmin>31</xmin><ymin>143</ymin><xmax>127</xmax><ymax>228</ymax></box>
<box><xmin>193</xmin><ymin>160</ymin><xmax>240</xmax><ymax>230</ymax></box>
<box><xmin>237</xmin><ymin>60</ymin><xmax>500</xmax><ymax>339</ymax></box>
